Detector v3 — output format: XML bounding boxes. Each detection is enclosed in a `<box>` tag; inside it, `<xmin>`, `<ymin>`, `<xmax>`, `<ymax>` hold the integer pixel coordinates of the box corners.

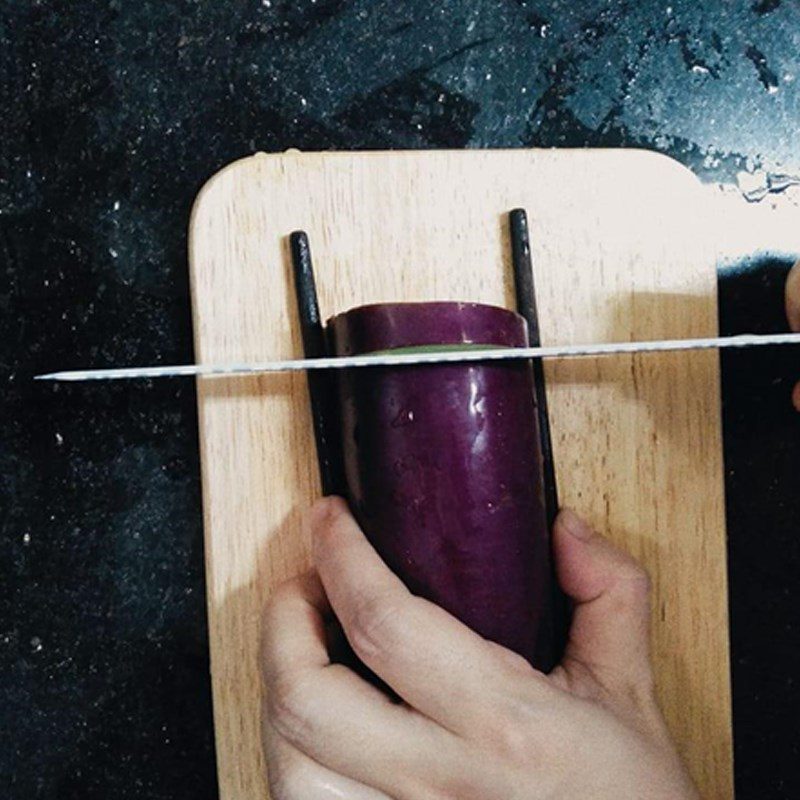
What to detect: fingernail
<box><xmin>558</xmin><ymin>508</ymin><xmax>594</xmax><ymax>541</ymax></box>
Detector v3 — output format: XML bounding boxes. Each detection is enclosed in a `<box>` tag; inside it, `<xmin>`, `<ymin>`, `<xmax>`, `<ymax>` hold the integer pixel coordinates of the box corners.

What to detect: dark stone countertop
<box><xmin>1</xmin><ymin>2</ymin><xmax>798</xmax><ymax>798</ymax></box>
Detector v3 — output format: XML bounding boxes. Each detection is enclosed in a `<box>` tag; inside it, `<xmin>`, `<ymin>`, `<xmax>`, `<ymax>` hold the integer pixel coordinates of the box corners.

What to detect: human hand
<box><xmin>786</xmin><ymin>259</ymin><xmax>800</xmax><ymax>410</ymax></box>
<box><xmin>262</xmin><ymin>497</ymin><xmax>698</xmax><ymax>800</ymax></box>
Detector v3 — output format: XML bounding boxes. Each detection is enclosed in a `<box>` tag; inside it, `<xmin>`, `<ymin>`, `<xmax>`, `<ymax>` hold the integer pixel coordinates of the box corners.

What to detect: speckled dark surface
<box><xmin>1</xmin><ymin>2</ymin><xmax>798</xmax><ymax>798</ymax></box>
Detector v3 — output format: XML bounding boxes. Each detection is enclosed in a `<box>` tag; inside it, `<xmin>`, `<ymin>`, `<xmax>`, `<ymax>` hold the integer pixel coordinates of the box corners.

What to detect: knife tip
<box><xmin>34</xmin><ymin>372</ymin><xmax>79</xmax><ymax>381</ymax></box>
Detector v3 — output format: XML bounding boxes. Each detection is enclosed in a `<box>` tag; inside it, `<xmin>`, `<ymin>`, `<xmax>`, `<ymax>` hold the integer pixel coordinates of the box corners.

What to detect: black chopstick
<box><xmin>509</xmin><ymin>208</ymin><xmax>569</xmax><ymax>663</ymax></box>
<box><xmin>508</xmin><ymin>209</ymin><xmax>559</xmax><ymax>528</ymax></box>
<box><xmin>289</xmin><ymin>230</ymin><xmax>341</xmax><ymax>497</ymax></box>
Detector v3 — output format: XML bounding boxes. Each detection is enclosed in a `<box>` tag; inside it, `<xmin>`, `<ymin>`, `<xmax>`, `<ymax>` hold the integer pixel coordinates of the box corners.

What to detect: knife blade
<box><xmin>33</xmin><ymin>332</ymin><xmax>800</xmax><ymax>382</ymax></box>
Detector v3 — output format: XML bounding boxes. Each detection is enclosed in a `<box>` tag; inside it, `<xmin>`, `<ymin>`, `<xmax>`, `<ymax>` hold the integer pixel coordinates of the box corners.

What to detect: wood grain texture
<box><xmin>188</xmin><ymin>149</ymin><xmax>732</xmax><ymax>799</ymax></box>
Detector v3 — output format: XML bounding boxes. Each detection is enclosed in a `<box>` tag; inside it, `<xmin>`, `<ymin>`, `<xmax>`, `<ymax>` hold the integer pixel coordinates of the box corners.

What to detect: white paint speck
<box><xmin>113</xmin><ymin>200</ymin><xmax>120</xmax><ymax>211</ymax></box>
<box><xmin>31</xmin><ymin>637</ymin><xmax>43</xmax><ymax>653</ymax></box>
<box><xmin>691</xmin><ymin>65</ymin><xmax>709</xmax><ymax>75</ymax></box>
<box><xmin>300</xmin><ymin>96</ymin><xmax>307</xmax><ymax>107</ymax></box>
<box><xmin>55</xmin><ymin>432</ymin><xmax>64</xmax><ymax>446</ymax></box>
<box><xmin>768</xmin><ymin>84</ymin><xmax>779</xmax><ymax>94</ymax></box>
<box><xmin>23</xmin><ymin>533</ymin><xmax>31</xmax><ymax>545</ymax></box>
<box><xmin>109</xmin><ymin>248</ymin><xmax>118</xmax><ymax>258</ymax></box>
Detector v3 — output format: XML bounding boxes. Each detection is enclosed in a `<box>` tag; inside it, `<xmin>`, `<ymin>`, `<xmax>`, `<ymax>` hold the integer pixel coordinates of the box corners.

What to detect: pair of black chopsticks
<box><xmin>290</xmin><ymin>213</ymin><xmax>567</xmax><ymax>660</ymax></box>
<box><xmin>288</xmin><ymin>210</ymin><xmax>559</xmax><ymax>522</ymax></box>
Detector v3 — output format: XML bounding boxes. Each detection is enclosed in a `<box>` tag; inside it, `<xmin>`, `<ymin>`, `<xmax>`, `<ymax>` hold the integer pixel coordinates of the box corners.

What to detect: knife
<box><xmin>34</xmin><ymin>332</ymin><xmax>800</xmax><ymax>381</ymax></box>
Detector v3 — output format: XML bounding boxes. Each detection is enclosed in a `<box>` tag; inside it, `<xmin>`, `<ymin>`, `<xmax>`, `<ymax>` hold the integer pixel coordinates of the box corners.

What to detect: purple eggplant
<box><xmin>328</xmin><ymin>301</ymin><xmax>555</xmax><ymax>670</ymax></box>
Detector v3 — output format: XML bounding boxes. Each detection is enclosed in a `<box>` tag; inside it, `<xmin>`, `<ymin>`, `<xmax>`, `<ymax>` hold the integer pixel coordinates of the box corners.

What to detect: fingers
<box><xmin>552</xmin><ymin>509</ymin><xmax>653</xmax><ymax>692</ymax></box>
<box><xmin>262</xmin><ymin>569</ymin><xmax>463</xmax><ymax>799</ymax></box>
<box><xmin>268</xmin><ymin>661</ymin><xmax>463</xmax><ymax>798</ymax></box>
<box><xmin>309</xmin><ymin>497</ymin><xmax>550</xmax><ymax>738</ymax></box>
<box><xmin>785</xmin><ymin>258</ymin><xmax>800</xmax><ymax>331</ymax></box>
<box><xmin>264</xmin><ymin>720</ymin><xmax>394</xmax><ymax>800</ymax></box>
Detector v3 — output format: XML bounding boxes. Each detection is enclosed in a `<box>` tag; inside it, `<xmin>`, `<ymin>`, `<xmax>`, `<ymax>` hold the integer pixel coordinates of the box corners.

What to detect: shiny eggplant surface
<box><xmin>328</xmin><ymin>302</ymin><xmax>555</xmax><ymax>670</ymax></box>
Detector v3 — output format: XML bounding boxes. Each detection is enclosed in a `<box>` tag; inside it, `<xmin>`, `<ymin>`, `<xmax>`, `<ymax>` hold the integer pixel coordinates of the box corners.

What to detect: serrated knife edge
<box><xmin>33</xmin><ymin>333</ymin><xmax>800</xmax><ymax>382</ymax></box>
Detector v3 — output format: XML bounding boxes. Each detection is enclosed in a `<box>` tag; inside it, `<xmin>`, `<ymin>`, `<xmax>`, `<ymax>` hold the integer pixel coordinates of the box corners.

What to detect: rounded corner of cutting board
<box><xmin>616</xmin><ymin>147</ymin><xmax>704</xmax><ymax>192</ymax></box>
<box><xmin>189</xmin><ymin>152</ymin><xmax>269</xmax><ymax>229</ymax></box>
<box><xmin>511</xmin><ymin>146</ymin><xmax>705</xmax><ymax>198</ymax></box>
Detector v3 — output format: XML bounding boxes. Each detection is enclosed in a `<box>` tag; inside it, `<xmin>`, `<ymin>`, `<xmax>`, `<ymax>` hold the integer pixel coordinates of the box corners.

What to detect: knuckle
<box><xmin>483</xmin><ymin>695</ymin><xmax>541</xmax><ymax>762</ymax></box>
<box><xmin>491</xmin><ymin>718</ymin><xmax>536</xmax><ymax>763</ymax></box>
<box><xmin>267</xmin><ymin>673</ymin><xmax>317</xmax><ymax>746</ymax></box>
<box><xmin>348</xmin><ymin>591</ymin><xmax>409</xmax><ymax>662</ymax></box>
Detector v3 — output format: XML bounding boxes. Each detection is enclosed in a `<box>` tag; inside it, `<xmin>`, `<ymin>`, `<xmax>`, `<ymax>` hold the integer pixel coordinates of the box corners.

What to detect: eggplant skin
<box><xmin>329</xmin><ymin>303</ymin><xmax>555</xmax><ymax>671</ymax></box>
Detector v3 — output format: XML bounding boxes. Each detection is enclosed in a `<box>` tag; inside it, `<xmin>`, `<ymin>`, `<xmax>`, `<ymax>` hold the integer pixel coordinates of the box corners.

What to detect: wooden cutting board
<box><xmin>189</xmin><ymin>149</ymin><xmax>732</xmax><ymax>799</ymax></box>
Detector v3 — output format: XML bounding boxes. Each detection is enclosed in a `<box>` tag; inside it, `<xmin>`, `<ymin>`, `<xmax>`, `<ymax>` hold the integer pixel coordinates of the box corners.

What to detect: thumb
<box><xmin>785</xmin><ymin>258</ymin><xmax>800</xmax><ymax>332</ymax></box>
<box><xmin>786</xmin><ymin>261</ymin><xmax>800</xmax><ymax>410</ymax></box>
<box><xmin>553</xmin><ymin>509</ymin><xmax>653</xmax><ymax>692</ymax></box>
